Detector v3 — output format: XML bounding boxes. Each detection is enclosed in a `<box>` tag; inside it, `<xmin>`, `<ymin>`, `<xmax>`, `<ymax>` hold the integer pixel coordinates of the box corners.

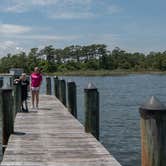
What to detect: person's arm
<box><xmin>27</xmin><ymin>79</ymin><xmax>30</xmax><ymax>91</ymax></box>
<box><xmin>39</xmin><ymin>75</ymin><xmax>42</xmax><ymax>87</ymax></box>
<box><xmin>13</xmin><ymin>78</ymin><xmax>20</xmax><ymax>84</ymax></box>
<box><xmin>30</xmin><ymin>74</ymin><xmax>32</xmax><ymax>89</ymax></box>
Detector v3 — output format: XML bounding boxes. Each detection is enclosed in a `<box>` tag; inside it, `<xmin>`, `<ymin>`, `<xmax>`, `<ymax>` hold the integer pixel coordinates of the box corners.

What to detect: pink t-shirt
<box><xmin>30</xmin><ymin>72</ymin><xmax>42</xmax><ymax>87</ymax></box>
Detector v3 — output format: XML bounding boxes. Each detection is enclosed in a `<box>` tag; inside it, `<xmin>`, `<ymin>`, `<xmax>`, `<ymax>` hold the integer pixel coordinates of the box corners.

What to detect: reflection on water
<box><xmin>2</xmin><ymin>74</ymin><xmax>166</xmax><ymax>166</ymax></box>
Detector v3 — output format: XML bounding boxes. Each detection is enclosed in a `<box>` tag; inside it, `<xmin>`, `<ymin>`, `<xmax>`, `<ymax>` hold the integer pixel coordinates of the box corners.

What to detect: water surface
<box><xmin>61</xmin><ymin>74</ymin><xmax>166</xmax><ymax>166</ymax></box>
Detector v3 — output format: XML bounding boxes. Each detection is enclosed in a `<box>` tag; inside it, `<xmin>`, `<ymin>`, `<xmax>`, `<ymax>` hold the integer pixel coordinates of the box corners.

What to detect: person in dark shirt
<box><xmin>20</xmin><ymin>73</ymin><xmax>29</xmax><ymax>112</ymax></box>
<box><xmin>15</xmin><ymin>73</ymin><xmax>29</xmax><ymax>112</ymax></box>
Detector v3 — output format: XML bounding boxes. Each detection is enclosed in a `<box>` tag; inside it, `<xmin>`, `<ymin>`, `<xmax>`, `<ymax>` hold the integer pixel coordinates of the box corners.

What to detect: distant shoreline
<box><xmin>1</xmin><ymin>70</ymin><xmax>166</xmax><ymax>76</ymax></box>
<box><xmin>50</xmin><ymin>70</ymin><xmax>166</xmax><ymax>76</ymax></box>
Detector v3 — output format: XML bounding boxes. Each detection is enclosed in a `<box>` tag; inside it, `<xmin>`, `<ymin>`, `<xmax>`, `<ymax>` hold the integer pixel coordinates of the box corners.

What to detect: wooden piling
<box><xmin>59</xmin><ymin>79</ymin><xmax>66</xmax><ymax>106</ymax></box>
<box><xmin>1</xmin><ymin>88</ymin><xmax>14</xmax><ymax>150</ymax></box>
<box><xmin>0</xmin><ymin>90</ymin><xmax>3</xmax><ymax>156</ymax></box>
<box><xmin>0</xmin><ymin>77</ymin><xmax>3</xmax><ymax>88</ymax></box>
<box><xmin>13</xmin><ymin>83</ymin><xmax>21</xmax><ymax>113</ymax></box>
<box><xmin>67</xmin><ymin>80</ymin><xmax>77</xmax><ymax>118</ymax></box>
<box><xmin>46</xmin><ymin>76</ymin><xmax>51</xmax><ymax>95</ymax></box>
<box><xmin>139</xmin><ymin>96</ymin><xmax>166</xmax><ymax>166</ymax></box>
<box><xmin>84</xmin><ymin>82</ymin><xmax>99</xmax><ymax>140</ymax></box>
<box><xmin>54</xmin><ymin>76</ymin><xmax>59</xmax><ymax>98</ymax></box>
<box><xmin>9</xmin><ymin>76</ymin><xmax>13</xmax><ymax>87</ymax></box>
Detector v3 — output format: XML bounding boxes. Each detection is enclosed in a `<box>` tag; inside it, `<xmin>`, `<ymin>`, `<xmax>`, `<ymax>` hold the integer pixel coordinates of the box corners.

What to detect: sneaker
<box><xmin>24</xmin><ymin>108</ymin><xmax>29</xmax><ymax>113</ymax></box>
<box><xmin>31</xmin><ymin>106</ymin><xmax>35</xmax><ymax>110</ymax></box>
<box><xmin>22</xmin><ymin>108</ymin><xmax>26</xmax><ymax>112</ymax></box>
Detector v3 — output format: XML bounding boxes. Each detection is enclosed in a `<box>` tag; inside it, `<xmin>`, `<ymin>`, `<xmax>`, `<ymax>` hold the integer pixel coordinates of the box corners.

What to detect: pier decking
<box><xmin>1</xmin><ymin>95</ymin><xmax>121</xmax><ymax>166</ymax></box>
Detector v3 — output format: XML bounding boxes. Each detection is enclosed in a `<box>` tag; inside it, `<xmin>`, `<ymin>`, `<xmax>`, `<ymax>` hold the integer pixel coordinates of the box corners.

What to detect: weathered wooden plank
<box><xmin>1</xmin><ymin>95</ymin><xmax>121</xmax><ymax>166</ymax></box>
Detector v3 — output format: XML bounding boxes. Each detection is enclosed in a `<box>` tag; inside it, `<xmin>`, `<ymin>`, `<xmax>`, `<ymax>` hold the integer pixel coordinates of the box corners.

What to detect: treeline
<box><xmin>0</xmin><ymin>44</ymin><xmax>166</xmax><ymax>73</ymax></box>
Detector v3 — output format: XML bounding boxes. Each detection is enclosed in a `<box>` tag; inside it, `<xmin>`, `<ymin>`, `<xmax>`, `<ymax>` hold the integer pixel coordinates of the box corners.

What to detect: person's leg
<box><xmin>24</xmin><ymin>91</ymin><xmax>29</xmax><ymax>112</ymax></box>
<box><xmin>25</xmin><ymin>100</ymin><xmax>28</xmax><ymax>112</ymax></box>
<box><xmin>21</xmin><ymin>100</ymin><xmax>25</xmax><ymax>111</ymax></box>
<box><xmin>36</xmin><ymin>90</ymin><xmax>39</xmax><ymax>109</ymax></box>
<box><xmin>21</xmin><ymin>92</ymin><xmax>24</xmax><ymax>112</ymax></box>
<box><xmin>31</xmin><ymin>90</ymin><xmax>35</xmax><ymax>108</ymax></box>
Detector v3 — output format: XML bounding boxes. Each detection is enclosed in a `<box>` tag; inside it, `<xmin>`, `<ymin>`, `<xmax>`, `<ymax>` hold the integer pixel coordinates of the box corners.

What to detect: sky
<box><xmin>0</xmin><ymin>0</ymin><xmax>166</xmax><ymax>57</ymax></box>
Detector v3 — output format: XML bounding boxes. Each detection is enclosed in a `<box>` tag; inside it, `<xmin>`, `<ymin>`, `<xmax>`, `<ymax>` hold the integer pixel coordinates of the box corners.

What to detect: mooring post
<box><xmin>139</xmin><ymin>96</ymin><xmax>166</xmax><ymax>166</ymax></box>
<box><xmin>9</xmin><ymin>76</ymin><xmax>13</xmax><ymax>87</ymax></box>
<box><xmin>67</xmin><ymin>80</ymin><xmax>77</xmax><ymax>118</ymax></box>
<box><xmin>46</xmin><ymin>76</ymin><xmax>51</xmax><ymax>95</ymax></box>
<box><xmin>1</xmin><ymin>88</ymin><xmax>14</xmax><ymax>152</ymax></box>
<box><xmin>84</xmin><ymin>82</ymin><xmax>99</xmax><ymax>140</ymax></box>
<box><xmin>54</xmin><ymin>76</ymin><xmax>59</xmax><ymax>98</ymax></box>
<box><xmin>0</xmin><ymin>77</ymin><xmax>3</xmax><ymax>88</ymax></box>
<box><xmin>13</xmin><ymin>82</ymin><xmax>21</xmax><ymax>113</ymax></box>
<box><xmin>59</xmin><ymin>79</ymin><xmax>66</xmax><ymax>106</ymax></box>
<box><xmin>0</xmin><ymin>90</ymin><xmax>3</xmax><ymax>155</ymax></box>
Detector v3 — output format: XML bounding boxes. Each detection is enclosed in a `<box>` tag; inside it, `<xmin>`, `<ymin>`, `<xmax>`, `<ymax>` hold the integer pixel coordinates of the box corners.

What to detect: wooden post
<box><xmin>84</xmin><ymin>82</ymin><xmax>99</xmax><ymax>140</ymax></box>
<box><xmin>139</xmin><ymin>96</ymin><xmax>166</xmax><ymax>166</ymax></box>
<box><xmin>67</xmin><ymin>80</ymin><xmax>77</xmax><ymax>118</ymax></box>
<box><xmin>0</xmin><ymin>90</ymin><xmax>3</xmax><ymax>156</ymax></box>
<box><xmin>46</xmin><ymin>76</ymin><xmax>51</xmax><ymax>95</ymax></box>
<box><xmin>1</xmin><ymin>88</ymin><xmax>14</xmax><ymax>151</ymax></box>
<box><xmin>0</xmin><ymin>77</ymin><xmax>3</xmax><ymax>88</ymax></box>
<box><xmin>59</xmin><ymin>79</ymin><xmax>66</xmax><ymax>106</ymax></box>
<box><xmin>54</xmin><ymin>76</ymin><xmax>59</xmax><ymax>98</ymax></box>
<box><xmin>13</xmin><ymin>83</ymin><xmax>21</xmax><ymax>113</ymax></box>
<box><xmin>9</xmin><ymin>76</ymin><xmax>13</xmax><ymax>87</ymax></box>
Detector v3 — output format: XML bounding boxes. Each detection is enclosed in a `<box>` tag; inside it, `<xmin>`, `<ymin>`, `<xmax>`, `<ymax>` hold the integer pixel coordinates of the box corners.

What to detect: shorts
<box><xmin>31</xmin><ymin>87</ymin><xmax>40</xmax><ymax>91</ymax></box>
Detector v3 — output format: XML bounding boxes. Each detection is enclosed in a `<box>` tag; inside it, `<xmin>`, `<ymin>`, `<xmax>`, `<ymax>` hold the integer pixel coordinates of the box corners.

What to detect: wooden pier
<box><xmin>1</xmin><ymin>95</ymin><xmax>121</xmax><ymax>166</ymax></box>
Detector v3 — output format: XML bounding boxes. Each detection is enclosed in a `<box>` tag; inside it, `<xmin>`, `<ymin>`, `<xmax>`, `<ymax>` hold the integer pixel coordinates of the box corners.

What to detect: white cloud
<box><xmin>1</xmin><ymin>0</ymin><xmax>122</xmax><ymax>20</ymax></box>
<box><xmin>50</xmin><ymin>11</ymin><xmax>95</xmax><ymax>19</ymax></box>
<box><xmin>0</xmin><ymin>41</ymin><xmax>16</xmax><ymax>49</ymax></box>
<box><xmin>2</xmin><ymin>0</ymin><xmax>92</xmax><ymax>13</ymax></box>
<box><xmin>0</xmin><ymin>33</ymin><xmax>81</xmax><ymax>56</ymax></box>
<box><xmin>0</xmin><ymin>24</ymin><xmax>31</xmax><ymax>34</ymax></box>
<box><xmin>31</xmin><ymin>0</ymin><xmax>59</xmax><ymax>6</ymax></box>
<box><xmin>0</xmin><ymin>40</ymin><xmax>29</xmax><ymax>57</ymax></box>
<box><xmin>107</xmin><ymin>5</ymin><xmax>123</xmax><ymax>14</ymax></box>
<box><xmin>32</xmin><ymin>0</ymin><xmax>92</xmax><ymax>6</ymax></box>
<box><xmin>1</xmin><ymin>0</ymin><xmax>95</xmax><ymax>20</ymax></box>
<box><xmin>0</xmin><ymin>40</ymin><xmax>22</xmax><ymax>56</ymax></box>
<box><xmin>4</xmin><ymin>1</ymin><xmax>26</xmax><ymax>13</ymax></box>
<box><xmin>48</xmin><ymin>1</ymin><xmax>122</xmax><ymax>19</ymax></box>
<box><xmin>47</xmin><ymin>0</ymin><xmax>93</xmax><ymax>19</ymax></box>
<box><xmin>11</xmin><ymin>34</ymin><xmax>81</xmax><ymax>41</ymax></box>
<box><xmin>1</xmin><ymin>0</ymin><xmax>55</xmax><ymax>13</ymax></box>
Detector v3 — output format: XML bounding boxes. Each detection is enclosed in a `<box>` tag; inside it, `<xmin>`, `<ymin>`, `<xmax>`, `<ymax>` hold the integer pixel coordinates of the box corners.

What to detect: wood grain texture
<box><xmin>1</xmin><ymin>95</ymin><xmax>121</xmax><ymax>166</ymax></box>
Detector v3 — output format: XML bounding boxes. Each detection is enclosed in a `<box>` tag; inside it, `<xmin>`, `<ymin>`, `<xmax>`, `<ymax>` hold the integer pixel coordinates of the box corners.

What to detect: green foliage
<box><xmin>57</xmin><ymin>61</ymin><xmax>81</xmax><ymax>71</ymax></box>
<box><xmin>84</xmin><ymin>59</ymin><xmax>99</xmax><ymax>70</ymax></box>
<box><xmin>0</xmin><ymin>44</ymin><xmax>166</xmax><ymax>74</ymax></box>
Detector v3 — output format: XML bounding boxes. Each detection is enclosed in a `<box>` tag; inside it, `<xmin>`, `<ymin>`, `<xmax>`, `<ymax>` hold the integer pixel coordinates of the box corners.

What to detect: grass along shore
<box><xmin>50</xmin><ymin>70</ymin><xmax>166</xmax><ymax>76</ymax></box>
<box><xmin>0</xmin><ymin>70</ymin><xmax>166</xmax><ymax>77</ymax></box>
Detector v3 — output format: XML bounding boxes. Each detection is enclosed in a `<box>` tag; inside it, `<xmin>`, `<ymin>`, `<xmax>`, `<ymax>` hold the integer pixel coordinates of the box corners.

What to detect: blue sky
<box><xmin>0</xmin><ymin>0</ymin><xmax>166</xmax><ymax>56</ymax></box>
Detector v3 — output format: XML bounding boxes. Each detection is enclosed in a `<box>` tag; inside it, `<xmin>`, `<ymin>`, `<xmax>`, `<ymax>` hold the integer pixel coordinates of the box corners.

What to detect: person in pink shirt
<box><xmin>30</xmin><ymin>67</ymin><xmax>42</xmax><ymax>110</ymax></box>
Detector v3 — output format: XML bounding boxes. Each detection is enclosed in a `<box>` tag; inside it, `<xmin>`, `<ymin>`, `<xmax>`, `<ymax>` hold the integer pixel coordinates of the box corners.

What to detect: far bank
<box><xmin>49</xmin><ymin>70</ymin><xmax>166</xmax><ymax>76</ymax></box>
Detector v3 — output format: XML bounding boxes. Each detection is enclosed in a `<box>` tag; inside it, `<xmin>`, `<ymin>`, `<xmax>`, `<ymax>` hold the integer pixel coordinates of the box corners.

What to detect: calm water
<box><xmin>58</xmin><ymin>74</ymin><xmax>166</xmax><ymax>166</ymax></box>
<box><xmin>2</xmin><ymin>74</ymin><xmax>166</xmax><ymax>166</ymax></box>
